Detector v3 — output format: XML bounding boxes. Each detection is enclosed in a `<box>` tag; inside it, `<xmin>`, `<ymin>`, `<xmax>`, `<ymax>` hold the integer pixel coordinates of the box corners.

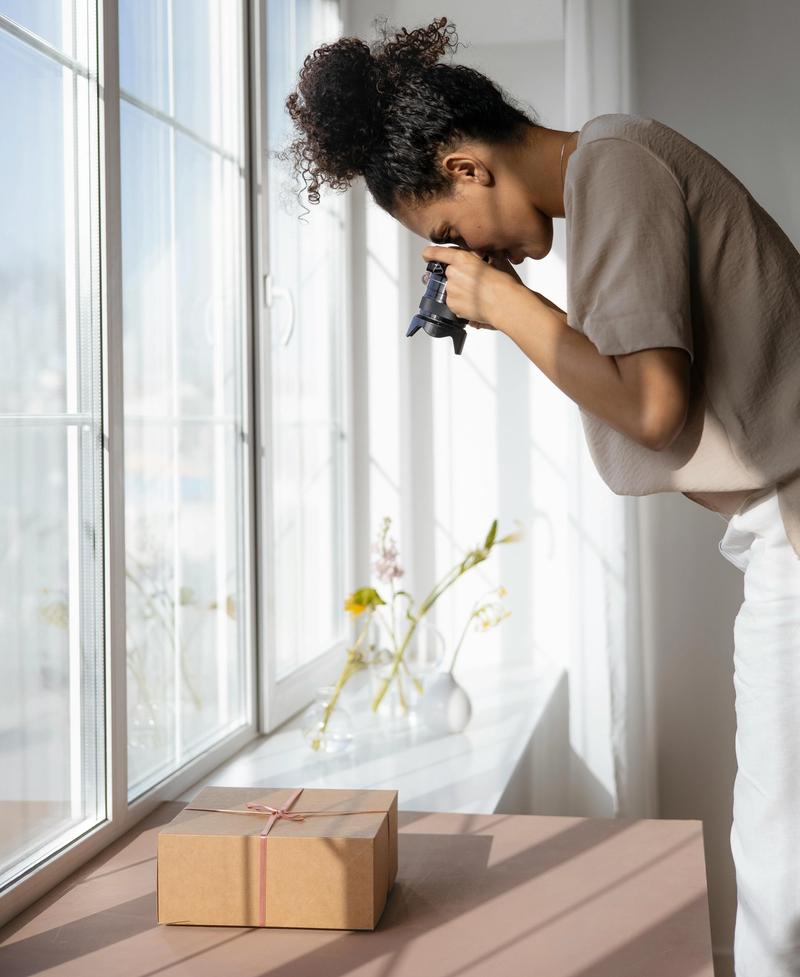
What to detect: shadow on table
<box><xmin>0</xmin><ymin>805</ymin><xmax>708</xmax><ymax>977</ymax></box>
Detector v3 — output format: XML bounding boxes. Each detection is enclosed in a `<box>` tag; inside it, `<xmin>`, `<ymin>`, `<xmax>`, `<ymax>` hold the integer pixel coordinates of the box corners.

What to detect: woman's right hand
<box><xmin>421</xmin><ymin>248</ymin><xmax>519</xmax><ymax>330</ymax></box>
<box><xmin>468</xmin><ymin>253</ymin><xmax>523</xmax><ymax>327</ymax></box>
<box><xmin>484</xmin><ymin>251</ymin><xmax>525</xmax><ymax>288</ymax></box>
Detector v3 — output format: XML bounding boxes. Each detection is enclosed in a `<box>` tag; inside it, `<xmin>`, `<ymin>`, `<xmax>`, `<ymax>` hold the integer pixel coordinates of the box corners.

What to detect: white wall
<box><xmin>633</xmin><ymin>0</ymin><xmax>800</xmax><ymax>969</ymax></box>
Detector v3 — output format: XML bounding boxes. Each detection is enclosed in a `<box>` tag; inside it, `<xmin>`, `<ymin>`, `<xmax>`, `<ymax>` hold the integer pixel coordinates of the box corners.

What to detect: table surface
<box><xmin>0</xmin><ymin>800</ymin><xmax>714</xmax><ymax>977</ymax></box>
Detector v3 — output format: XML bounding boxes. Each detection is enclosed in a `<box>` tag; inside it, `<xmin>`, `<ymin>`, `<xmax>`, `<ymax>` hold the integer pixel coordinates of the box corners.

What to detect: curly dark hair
<box><xmin>275</xmin><ymin>15</ymin><xmax>539</xmax><ymax>215</ymax></box>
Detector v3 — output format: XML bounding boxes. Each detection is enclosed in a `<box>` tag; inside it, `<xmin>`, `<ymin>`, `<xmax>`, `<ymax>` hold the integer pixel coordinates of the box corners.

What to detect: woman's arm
<box><xmin>493</xmin><ymin>281</ymin><xmax>690</xmax><ymax>451</ymax></box>
<box><xmin>418</xmin><ymin>245</ymin><xmax>690</xmax><ymax>450</ymax></box>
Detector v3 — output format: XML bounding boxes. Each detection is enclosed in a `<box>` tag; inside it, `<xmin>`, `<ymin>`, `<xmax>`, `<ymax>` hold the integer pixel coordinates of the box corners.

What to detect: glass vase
<box><xmin>367</xmin><ymin>617</ymin><xmax>446</xmax><ymax>733</ymax></box>
<box><xmin>301</xmin><ymin>685</ymin><xmax>354</xmax><ymax>755</ymax></box>
<box><xmin>404</xmin><ymin>619</ymin><xmax>447</xmax><ymax>695</ymax></box>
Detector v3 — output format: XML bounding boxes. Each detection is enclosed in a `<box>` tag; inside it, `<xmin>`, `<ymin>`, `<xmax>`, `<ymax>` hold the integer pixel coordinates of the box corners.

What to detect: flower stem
<box><xmin>369</xmin><ymin>522</ymin><xmax>515</xmax><ymax>714</ymax></box>
<box><xmin>449</xmin><ymin>603</ymin><xmax>479</xmax><ymax>675</ymax></box>
<box><xmin>370</xmin><ymin>554</ymin><xmax>487</xmax><ymax>712</ymax></box>
<box><xmin>309</xmin><ymin>612</ymin><xmax>371</xmax><ymax>750</ymax></box>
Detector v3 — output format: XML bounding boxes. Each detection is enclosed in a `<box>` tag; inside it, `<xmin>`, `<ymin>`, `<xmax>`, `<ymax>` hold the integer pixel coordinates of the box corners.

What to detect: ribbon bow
<box><xmin>245</xmin><ymin>799</ymin><xmax>306</xmax><ymax>823</ymax></box>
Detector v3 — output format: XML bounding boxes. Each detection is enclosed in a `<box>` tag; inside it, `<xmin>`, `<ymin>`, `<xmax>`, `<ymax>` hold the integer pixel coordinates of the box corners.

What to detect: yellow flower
<box><xmin>344</xmin><ymin>595</ymin><xmax>367</xmax><ymax>617</ymax></box>
<box><xmin>343</xmin><ymin>586</ymin><xmax>386</xmax><ymax>618</ymax></box>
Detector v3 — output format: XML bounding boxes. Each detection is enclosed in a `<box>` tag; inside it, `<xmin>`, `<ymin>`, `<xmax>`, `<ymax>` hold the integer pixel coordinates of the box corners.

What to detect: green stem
<box><xmin>449</xmin><ymin>604</ymin><xmax>479</xmax><ymax>675</ymax></box>
<box><xmin>396</xmin><ymin>666</ymin><xmax>408</xmax><ymax>713</ymax></box>
<box><xmin>401</xmin><ymin>656</ymin><xmax>424</xmax><ymax>695</ymax></box>
<box><xmin>390</xmin><ymin>576</ymin><xmax>397</xmax><ymax>648</ymax></box>
<box><xmin>370</xmin><ymin>613</ymin><xmax>419</xmax><ymax>713</ymax></box>
<box><xmin>370</xmin><ymin>523</ymin><xmax>513</xmax><ymax>714</ymax></box>
<box><xmin>370</xmin><ymin>554</ymin><xmax>488</xmax><ymax>713</ymax></box>
<box><xmin>309</xmin><ymin>660</ymin><xmax>357</xmax><ymax>752</ymax></box>
<box><xmin>309</xmin><ymin>611</ymin><xmax>372</xmax><ymax>750</ymax></box>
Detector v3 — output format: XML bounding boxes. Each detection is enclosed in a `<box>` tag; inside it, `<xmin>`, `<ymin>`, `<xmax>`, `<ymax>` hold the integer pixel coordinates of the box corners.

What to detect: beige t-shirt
<box><xmin>563</xmin><ymin>113</ymin><xmax>800</xmax><ymax>559</ymax></box>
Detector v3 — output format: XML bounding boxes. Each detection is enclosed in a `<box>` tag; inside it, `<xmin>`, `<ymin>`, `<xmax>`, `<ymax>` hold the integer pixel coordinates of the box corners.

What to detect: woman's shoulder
<box><xmin>578</xmin><ymin>113</ymin><xmax>681</xmax><ymax>154</ymax></box>
<box><xmin>566</xmin><ymin>114</ymin><xmax>685</xmax><ymax>197</ymax></box>
<box><xmin>572</xmin><ymin>113</ymin><xmax>752</xmax><ymax>203</ymax></box>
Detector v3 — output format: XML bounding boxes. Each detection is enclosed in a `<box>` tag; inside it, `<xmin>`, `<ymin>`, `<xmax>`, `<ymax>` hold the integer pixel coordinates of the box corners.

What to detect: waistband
<box><xmin>718</xmin><ymin>487</ymin><xmax>782</xmax><ymax>571</ymax></box>
<box><xmin>731</xmin><ymin>485</ymin><xmax>780</xmax><ymax>527</ymax></box>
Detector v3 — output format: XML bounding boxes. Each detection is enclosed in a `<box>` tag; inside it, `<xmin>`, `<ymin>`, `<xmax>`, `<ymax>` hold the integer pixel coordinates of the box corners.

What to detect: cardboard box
<box><xmin>157</xmin><ymin>785</ymin><xmax>398</xmax><ymax>929</ymax></box>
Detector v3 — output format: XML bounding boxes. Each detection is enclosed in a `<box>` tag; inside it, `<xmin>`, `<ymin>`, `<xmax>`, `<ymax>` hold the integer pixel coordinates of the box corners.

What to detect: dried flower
<box><xmin>449</xmin><ymin>584</ymin><xmax>512</xmax><ymax>673</ymax></box>
<box><xmin>370</xmin><ymin>516</ymin><xmax>405</xmax><ymax>582</ymax></box>
<box><xmin>474</xmin><ymin>602</ymin><xmax>512</xmax><ymax>631</ymax></box>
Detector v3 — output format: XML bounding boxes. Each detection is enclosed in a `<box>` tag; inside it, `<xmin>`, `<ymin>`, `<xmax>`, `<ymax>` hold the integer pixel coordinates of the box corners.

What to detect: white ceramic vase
<box><xmin>418</xmin><ymin>671</ymin><xmax>472</xmax><ymax>735</ymax></box>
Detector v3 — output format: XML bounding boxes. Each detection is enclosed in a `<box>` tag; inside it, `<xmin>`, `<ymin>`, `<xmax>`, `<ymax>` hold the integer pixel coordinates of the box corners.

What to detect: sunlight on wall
<box><xmin>427</xmin><ymin>185</ymin><xmax>573</xmax><ymax>678</ymax></box>
<box><xmin>431</xmin><ymin>327</ymin><xmax>504</xmax><ymax>666</ymax></box>
<box><xmin>522</xmin><ymin>247</ymin><xmax>574</xmax><ymax>677</ymax></box>
<box><xmin>366</xmin><ymin>200</ymin><xmax>402</xmax><ymax>544</ymax></box>
<box><xmin>351</xmin><ymin>11</ymin><xmax>571</xmax><ymax>678</ymax></box>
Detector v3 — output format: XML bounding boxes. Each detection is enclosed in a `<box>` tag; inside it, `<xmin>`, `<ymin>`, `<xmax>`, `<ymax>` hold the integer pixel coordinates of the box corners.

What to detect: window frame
<box><xmin>253</xmin><ymin>0</ymin><xmax>359</xmax><ymax>733</ymax></box>
<box><xmin>0</xmin><ymin>0</ymin><xmax>357</xmax><ymax>927</ymax></box>
<box><xmin>0</xmin><ymin>0</ymin><xmax>261</xmax><ymax>927</ymax></box>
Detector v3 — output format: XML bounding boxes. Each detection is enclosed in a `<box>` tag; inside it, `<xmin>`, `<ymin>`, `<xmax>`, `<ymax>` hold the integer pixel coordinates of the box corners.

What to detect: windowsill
<box><xmin>177</xmin><ymin>655</ymin><xmax>564</xmax><ymax>814</ymax></box>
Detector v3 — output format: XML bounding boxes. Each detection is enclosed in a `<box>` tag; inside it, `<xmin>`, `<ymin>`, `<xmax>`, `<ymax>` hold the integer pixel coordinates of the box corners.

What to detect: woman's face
<box><xmin>391</xmin><ymin>137</ymin><xmax>556</xmax><ymax>264</ymax></box>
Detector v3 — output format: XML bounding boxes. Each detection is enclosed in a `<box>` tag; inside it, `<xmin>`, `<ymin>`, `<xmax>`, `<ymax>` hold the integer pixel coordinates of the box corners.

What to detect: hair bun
<box><xmin>283</xmin><ymin>38</ymin><xmax>385</xmax><ymax>189</ymax></box>
<box><xmin>280</xmin><ymin>17</ymin><xmax>459</xmax><ymax>205</ymax></box>
<box><xmin>371</xmin><ymin>15</ymin><xmax>456</xmax><ymax>86</ymax></box>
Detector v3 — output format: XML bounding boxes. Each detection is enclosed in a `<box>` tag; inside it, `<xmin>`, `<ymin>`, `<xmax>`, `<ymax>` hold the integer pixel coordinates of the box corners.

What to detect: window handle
<box><xmin>263</xmin><ymin>274</ymin><xmax>296</xmax><ymax>347</ymax></box>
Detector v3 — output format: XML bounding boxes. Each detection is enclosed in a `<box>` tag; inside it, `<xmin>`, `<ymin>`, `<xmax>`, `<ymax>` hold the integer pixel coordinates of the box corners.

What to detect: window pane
<box><xmin>120</xmin><ymin>1</ymin><xmax>249</xmax><ymax>799</ymax></box>
<box><xmin>0</xmin><ymin>4</ymin><xmax>104</xmax><ymax>890</ymax></box>
<box><xmin>0</xmin><ymin>34</ymin><xmax>66</xmax><ymax>414</ymax></box>
<box><xmin>172</xmin><ymin>0</ymin><xmax>243</xmax><ymax>158</ymax></box>
<box><xmin>266</xmin><ymin>0</ymin><xmax>348</xmax><ymax>679</ymax></box>
<box><xmin>0</xmin><ymin>0</ymin><xmax>71</xmax><ymax>56</ymax></box>
<box><xmin>118</xmin><ymin>0</ymin><xmax>169</xmax><ymax>115</ymax></box>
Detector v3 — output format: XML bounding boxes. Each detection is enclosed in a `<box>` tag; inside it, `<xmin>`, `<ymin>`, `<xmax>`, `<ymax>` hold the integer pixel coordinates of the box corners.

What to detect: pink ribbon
<box><xmin>184</xmin><ymin>788</ymin><xmax>389</xmax><ymax>926</ymax></box>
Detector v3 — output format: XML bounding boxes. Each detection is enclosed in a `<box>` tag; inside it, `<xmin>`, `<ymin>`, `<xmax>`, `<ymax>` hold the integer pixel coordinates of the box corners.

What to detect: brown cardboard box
<box><xmin>157</xmin><ymin>785</ymin><xmax>398</xmax><ymax>930</ymax></box>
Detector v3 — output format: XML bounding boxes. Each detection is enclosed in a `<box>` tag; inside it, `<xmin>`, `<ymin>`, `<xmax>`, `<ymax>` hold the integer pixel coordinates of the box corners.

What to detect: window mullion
<box><xmin>98</xmin><ymin>0</ymin><xmax>129</xmax><ymax>826</ymax></box>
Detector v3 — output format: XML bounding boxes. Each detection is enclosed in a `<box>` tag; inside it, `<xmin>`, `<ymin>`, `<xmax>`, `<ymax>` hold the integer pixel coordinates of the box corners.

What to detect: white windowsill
<box><xmin>177</xmin><ymin>656</ymin><xmax>564</xmax><ymax>814</ymax></box>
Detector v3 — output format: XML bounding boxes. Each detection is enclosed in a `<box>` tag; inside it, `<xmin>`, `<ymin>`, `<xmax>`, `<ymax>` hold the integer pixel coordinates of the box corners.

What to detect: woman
<box><xmin>280</xmin><ymin>15</ymin><xmax>800</xmax><ymax>975</ymax></box>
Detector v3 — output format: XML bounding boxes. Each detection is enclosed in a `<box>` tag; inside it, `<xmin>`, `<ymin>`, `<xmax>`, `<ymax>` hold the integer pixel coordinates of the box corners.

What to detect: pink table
<box><xmin>0</xmin><ymin>801</ymin><xmax>714</xmax><ymax>976</ymax></box>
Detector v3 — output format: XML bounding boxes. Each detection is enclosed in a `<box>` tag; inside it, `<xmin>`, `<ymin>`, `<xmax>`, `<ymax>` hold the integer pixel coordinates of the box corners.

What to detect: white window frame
<box><xmin>1</xmin><ymin>0</ymin><xmax>262</xmax><ymax>927</ymax></box>
<box><xmin>1</xmin><ymin>0</ymin><xmax>359</xmax><ymax>927</ymax></box>
<box><xmin>253</xmin><ymin>0</ymin><xmax>361</xmax><ymax>732</ymax></box>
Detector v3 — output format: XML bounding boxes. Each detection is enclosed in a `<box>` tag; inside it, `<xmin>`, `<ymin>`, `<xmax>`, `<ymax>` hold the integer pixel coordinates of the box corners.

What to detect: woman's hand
<box><xmin>420</xmin><ymin>245</ymin><xmax>525</xmax><ymax>330</ymax></box>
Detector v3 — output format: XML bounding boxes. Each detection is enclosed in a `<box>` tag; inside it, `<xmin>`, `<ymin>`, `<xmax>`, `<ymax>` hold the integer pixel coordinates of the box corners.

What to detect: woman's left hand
<box><xmin>421</xmin><ymin>245</ymin><xmax>523</xmax><ymax>327</ymax></box>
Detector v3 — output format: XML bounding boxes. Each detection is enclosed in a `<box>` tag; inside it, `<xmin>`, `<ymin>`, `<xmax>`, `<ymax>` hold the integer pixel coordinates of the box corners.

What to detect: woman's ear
<box><xmin>440</xmin><ymin>151</ymin><xmax>493</xmax><ymax>187</ymax></box>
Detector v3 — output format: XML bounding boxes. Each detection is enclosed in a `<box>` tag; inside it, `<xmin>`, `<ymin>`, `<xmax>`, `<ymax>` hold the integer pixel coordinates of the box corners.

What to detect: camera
<box><xmin>406</xmin><ymin>257</ymin><xmax>469</xmax><ymax>355</ymax></box>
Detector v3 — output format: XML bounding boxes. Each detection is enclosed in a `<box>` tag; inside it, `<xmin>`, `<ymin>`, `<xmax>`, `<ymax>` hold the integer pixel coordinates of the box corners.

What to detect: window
<box><xmin>118</xmin><ymin>0</ymin><xmax>251</xmax><ymax>800</ymax></box>
<box><xmin>259</xmin><ymin>0</ymin><xmax>351</xmax><ymax>728</ymax></box>
<box><xmin>0</xmin><ymin>2</ymin><xmax>105</xmax><ymax>890</ymax></box>
<box><xmin>0</xmin><ymin>0</ymin><xmax>350</xmax><ymax>922</ymax></box>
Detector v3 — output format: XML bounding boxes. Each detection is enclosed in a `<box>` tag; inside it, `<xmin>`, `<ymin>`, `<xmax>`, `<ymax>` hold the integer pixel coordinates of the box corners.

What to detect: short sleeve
<box><xmin>564</xmin><ymin>137</ymin><xmax>694</xmax><ymax>363</ymax></box>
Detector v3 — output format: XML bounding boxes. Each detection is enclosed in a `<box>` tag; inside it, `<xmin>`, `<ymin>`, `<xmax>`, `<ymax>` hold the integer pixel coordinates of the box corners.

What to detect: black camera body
<box><xmin>406</xmin><ymin>259</ymin><xmax>469</xmax><ymax>355</ymax></box>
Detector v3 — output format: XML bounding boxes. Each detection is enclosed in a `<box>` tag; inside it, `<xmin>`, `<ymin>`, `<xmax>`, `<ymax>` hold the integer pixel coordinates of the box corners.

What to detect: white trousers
<box><xmin>718</xmin><ymin>486</ymin><xmax>800</xmax><ymax>976</ymax></box>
